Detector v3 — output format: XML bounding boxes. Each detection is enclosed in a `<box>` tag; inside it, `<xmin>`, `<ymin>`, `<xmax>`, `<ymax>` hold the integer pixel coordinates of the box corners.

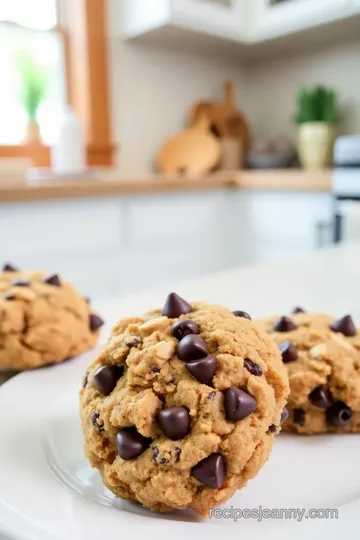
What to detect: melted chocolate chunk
<box><xmin>244</xmin><ymin>358</ymin><xmax>262</xmax><ymax>376</ymax></box>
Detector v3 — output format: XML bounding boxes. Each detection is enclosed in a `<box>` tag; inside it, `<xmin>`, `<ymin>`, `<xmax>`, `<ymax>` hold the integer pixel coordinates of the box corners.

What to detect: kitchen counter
<box><xmin>0</xmin><ymin>169</ymin><xmax>332</xmax><ymax>203</ymax></box>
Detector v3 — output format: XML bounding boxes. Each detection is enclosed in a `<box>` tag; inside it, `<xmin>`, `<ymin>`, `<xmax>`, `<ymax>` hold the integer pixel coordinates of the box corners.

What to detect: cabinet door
<box><xmin>171</xmin><ymin>0</ymin><xmax>247</xmax><ymax>40</ymax></box>
<box><xmin>246</xmin><ymin>191</ymin><xmax>333</xmax><ymax>262</ymax></box>
<box><xmin>251</xmin><ymin>0</ymin><xmax>353</xmax><ymax>41</ymax></box>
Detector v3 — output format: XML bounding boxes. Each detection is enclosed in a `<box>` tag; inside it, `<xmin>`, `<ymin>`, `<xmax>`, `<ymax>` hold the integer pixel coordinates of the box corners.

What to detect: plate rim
<box><xmin>1</xmin><ymin>348</ymin><xmax>360</xmax><ymax>540</ymax></box>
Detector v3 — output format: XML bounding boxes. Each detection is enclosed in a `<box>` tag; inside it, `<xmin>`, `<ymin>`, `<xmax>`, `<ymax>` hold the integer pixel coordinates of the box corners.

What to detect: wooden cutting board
<box><xmin>157</xmin><ymin>115</ymin><xmax>221</xmax><ymax>175</ymax></box>
<box><xmin>189</xmin><ymin>81</ymin><xmax>251</xmax><ymax>153</ymax></box>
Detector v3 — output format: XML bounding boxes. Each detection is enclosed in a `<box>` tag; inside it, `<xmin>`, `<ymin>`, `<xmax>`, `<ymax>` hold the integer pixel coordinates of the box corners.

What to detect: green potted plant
<box><xmin>295</xmin><ymin>85</ymin><xmax>339</xmax><ymax>169</ymax></box>
<box><xmin>15</xmin><ymin>51</ymin><xmax>48</xmax><ymax>144</ymax></box>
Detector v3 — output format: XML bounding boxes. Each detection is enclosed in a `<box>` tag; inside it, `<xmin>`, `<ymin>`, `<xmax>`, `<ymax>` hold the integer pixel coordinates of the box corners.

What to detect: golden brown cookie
<box><xmin>0</xmin><ymin>263</ymin><xmax>104</xmax><ymax>370</ymax></box>
<box><xmin>80</xmin><ymin>294</ymin><xmax>289</xmax><ymax>515</ymax></box>
<box><xmin>255</xmin><ymin>310</ymin><xmax>360</xmax><ymax>434</ymax></box>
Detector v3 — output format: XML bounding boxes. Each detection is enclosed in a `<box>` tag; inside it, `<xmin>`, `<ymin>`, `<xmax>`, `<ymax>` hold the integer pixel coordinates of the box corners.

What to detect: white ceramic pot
<box><xmin>298</xmin><ymin>122</ymin><xmax>335</xmax><ymax>170</ymax></box>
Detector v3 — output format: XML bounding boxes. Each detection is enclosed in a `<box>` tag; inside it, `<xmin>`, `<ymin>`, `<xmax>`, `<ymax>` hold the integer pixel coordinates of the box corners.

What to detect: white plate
<box><xmin>0</xmin><ymin>348</ymin><xmax>360</xmax><ymax>540</ymax></box>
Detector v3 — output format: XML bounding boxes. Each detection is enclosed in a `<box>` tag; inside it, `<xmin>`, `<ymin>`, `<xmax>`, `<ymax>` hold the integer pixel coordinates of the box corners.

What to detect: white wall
<box><xmin>107</xmin><ymin>1</ymin><xmax>248</xmax><ymax>175</ymax></box>
<box><xmin>246</xmin><ymin>40</ymin><xmax>360</xmax><ymax>142</ymax></box>
<box><xmin>107</xmin><ymin>1</ymin><xmax>360</xmax><ymax>171</ymax></box>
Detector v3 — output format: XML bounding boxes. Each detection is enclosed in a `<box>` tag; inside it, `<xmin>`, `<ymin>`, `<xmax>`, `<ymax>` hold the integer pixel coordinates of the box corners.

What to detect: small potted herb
<box><xmin>16</xmin><ymin>51</ymin><xmax>48</xmax><ymax>144</ymax></box>
<box><xmin>295</xmin><ymin>85</ymin><xmax>339</xmax><ymax>169</ymax></box>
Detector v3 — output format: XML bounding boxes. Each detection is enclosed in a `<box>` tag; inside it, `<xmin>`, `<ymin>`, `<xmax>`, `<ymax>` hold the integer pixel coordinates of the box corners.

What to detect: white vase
<box><xmin>298</xmin><ymin>122</ymin><xmax>335</xmax><ymax>170</ymax></box>
<box><xmin>24</xmin><ymin>121</ymin><xmax>41</xmax><ymax>144</ymax></box>
<box><xmin>51</xmin><ymin>107</ymin><xmax>86</xmax><ymax>175</ymax></box>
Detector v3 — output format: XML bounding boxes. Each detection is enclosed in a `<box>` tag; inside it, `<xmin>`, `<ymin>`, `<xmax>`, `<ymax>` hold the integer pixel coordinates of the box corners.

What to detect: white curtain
<box><xmin>0</xmin><ymin>0</ymin><xmax>66</xmax><ymax>144</ymax></box>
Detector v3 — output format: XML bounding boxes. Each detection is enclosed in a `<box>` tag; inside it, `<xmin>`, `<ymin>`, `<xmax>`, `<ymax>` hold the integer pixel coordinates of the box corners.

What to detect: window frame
<box><xmin>0</xmin><ymin>0</ymin><xmax>114</xmax><ymax>167</ymax></box>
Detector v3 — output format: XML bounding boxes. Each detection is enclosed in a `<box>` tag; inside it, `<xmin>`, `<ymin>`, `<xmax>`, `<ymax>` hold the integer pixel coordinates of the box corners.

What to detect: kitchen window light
<box><xmin>0</xmin><ymin>0</ymin><xmax>114</xmax><ymax>167</ymax></box>
<box><xmin>0</xmin><ymin>0</ymin><xmax>66</xmax><ymax>145</ymax></box>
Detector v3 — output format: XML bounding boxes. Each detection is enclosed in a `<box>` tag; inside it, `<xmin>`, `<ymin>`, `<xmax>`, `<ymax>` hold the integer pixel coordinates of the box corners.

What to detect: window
<box><xmin>0</xmin><ymin>0</ymin><xmax>114</xmax><ymax>167</ymax></box>
<box><xmin>0</xmin><ymin>0</ymin><xmax>66</xmax><ymax>145</ymax></box>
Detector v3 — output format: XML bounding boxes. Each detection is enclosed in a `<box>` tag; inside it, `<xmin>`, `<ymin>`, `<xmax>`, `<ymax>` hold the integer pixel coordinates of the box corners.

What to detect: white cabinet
<box><xmin>121</xmin><ymin>0</ymin><xmax>247</xmax><ymax>41</ymax></box>
<box><xmin>0</xmin><ymin>190</ymin><xmax>332</xmax><ymax>301</ymax></box>
<box><xmin>250</xmin><ymin>0</ymin><xmax>359</xmax><ymax>42</ymax></box>
<box><xmin>170</xmin><ymin>0</ymin><xmax>247</xmax><ymax>41</ymax></box>
<box><xmin>120</xmin><ymin>0</ymin><xmax>360</xmax><ymax>57</ymax></box>
<box><xmin>121</xmin><ymin>0</ymin><xmax>171</xmax><ymax>38</ymax></box>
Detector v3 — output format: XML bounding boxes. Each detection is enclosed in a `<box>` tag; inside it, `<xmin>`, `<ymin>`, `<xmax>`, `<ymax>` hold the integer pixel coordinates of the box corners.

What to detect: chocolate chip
<box><xmin>244</xmin><ymin>358</ymin><xmax>262</xmax><ymax>376</ymax></box>
<box><xmin>125</xmin><ymin>337</ymin><xmax>140</xmax><ymax>348</ymax></box>
<box><xmin>174</xmin><ymin>446</ymin><xmax>181</xmax><ymax>461</ymax></box>
<box><xmin>11</xmin><ymin>279</ymin><xmax>29</xmax><ymax>287</ymax></box>
<box><xmin>93</xmin><ymin>365</ymin><xmax>124</xmax><ymax>395</ymax></box>
<box><xmin>208</xmin><ymin>391</ymin><xmax>216</xmax><ymax>400</ymax></box>
<box><xmin>115</xmin><ymin>427</ymin><xmax>151</xmax><ymax>460</ymax></box>
<box><xmin>309</xmin><ymin>385</ymin><xmax>334</xmax><ymax>409</ymax></box>
<box><xmin>150</xmin><ymin>365</ymin><xmax>160</xmax><ymax>373</ymax></box>
<box><xmin>157</xmin><ymin>406</ymin><xmax>190</xmax><ymax>440</ymax></box>
<box><xmin>162</xmin><ymin>293</ymin><xmax>192</xmax><ymax>318</ymax></box>
<box><xmin>293</xmin><ymin>408</ymin><xmax>305</xmax><ymax>426</ymax></box>
<box><xmin>233</xmin><ymin>310</ymin><xmax>252</xmax><ymax>320</ymax></box>
<box><xmin>292</xmin><ymin>306</ymin><xmax>306</xmax><ymax>314</ymax></box>
<box><xmin>82</xmin><ymin>372</ymin><xmax>89</xmax><ymax>388</ymax></box>
<box><xmin>186</xmin><ymin>356</ymin><xmax>217</xmax><ymax>385</ymax></box>
<box><xmin>331</xmin><ymin>315</ymin><xmax>357</xmax><ymax>337</ymax></box>
<box><xmin>268</xmin><ymin>424</ymin><xmax>277</xmax><ymax>433</ymax></box>
<box><xmin>43</xmin><ymin>273</ymin><xmax>61</xmax><ymax>287</ymax></box>
<box><xmin>89</xmin><ymin>314</ymin><xmax>105</xmax><ymax>332</ymax></box>
<box><xmin>91</xmin><ymin>411</ymin><xmax>105</xmax><ymax>433</ymax></box>
<box><xmin>192</xmin><ymin>453</ymin><xmax>226</xmax><ymax>489</ymax></box>
<box><xmin>274</xmin><ymin>316</ymin><xmax>297</xmax><ymax>332</ymax></box>
<box><xmin>4</xmin><ymin>293</ymin><xmax>15</xmax><ymax>301</ymax></box>
<box><xmin>280</xmin><ymin>407</ymin><xmax>289</xmax><ymax>424</ymax></box>
<box><xmin>3</xmin><ymin>263</ymin><xmax>17</xmax><ymax>272</ymax></box>
<box><xmin>224</xmin><ymin>387</ymin><xmax>257</xmax><ymax>422</ymax></box>
<box><xmin>177</xmin><ymin>334</ymin><xmax>209</xmax><ymax>361</ymax></box>
<box><xmin>171</xmin><ymin>319</ymin><xmax>199</xmax><ymax>340</ymax></box>
<box><xmin>326</xmin><ymin>402</ymin><xmax>352</xmax><ymax>427</ymax></box>
<box><xmin>278</xmin><ymin>341</ymin><xmax>298</xmax><ymax>363</ymax></box>
<box><xmin>151</xmin><ymin>447</ymin><xmax>168</xmax><ymax>465</ymax></box>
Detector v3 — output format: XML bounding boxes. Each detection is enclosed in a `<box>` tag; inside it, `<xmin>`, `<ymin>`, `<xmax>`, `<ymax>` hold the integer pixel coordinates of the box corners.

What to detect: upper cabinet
<box><xmin>120</xmin><ymin>0</ymin><xmax>360</xmax><ymax>58</ymax></box>
<box><xmin>250</xmin><ymin>0</ymin><xmax>360</xmax><ymax>42</ymax></box>
<box><xmin>121</xmin><ymin>0</ymin><xmax>246</xmax><ymax>42</ymax></box>
<box><xmin>169</xmin><ymin>0</ymin><xmax>247</xmax><ymax>41</ymax></box>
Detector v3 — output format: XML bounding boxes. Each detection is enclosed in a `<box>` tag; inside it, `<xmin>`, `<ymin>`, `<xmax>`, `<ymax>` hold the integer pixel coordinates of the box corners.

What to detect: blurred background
<box><xmin>1</xmin><ymin>0</ymin><xmax>360</xmax><ymax>300</ymax></box>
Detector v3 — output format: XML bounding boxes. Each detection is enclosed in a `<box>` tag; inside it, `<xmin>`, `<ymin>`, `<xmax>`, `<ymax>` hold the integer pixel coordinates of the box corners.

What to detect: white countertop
<box><xmin>97</xmin><ymin>241</ymin><xmax>360</xmax><ymax>332</ymax></box>
<box><xmin>1</xmin><ymin>242</ymin><xmax>358</xmax><ymax>388</ymax></box>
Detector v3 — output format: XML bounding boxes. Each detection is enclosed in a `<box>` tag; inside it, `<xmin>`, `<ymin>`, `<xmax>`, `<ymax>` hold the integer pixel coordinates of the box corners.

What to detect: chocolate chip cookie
<box><xmin>80</xmin><ymin>293</ymin><xmax>289</xmax><ymax>515</ymax></box>
<box><xmin>255</xmin><ymin>310</ymin><xmax>360</xmax><ymax>434</ymax></box>
<box><xmin>0</xmin><ymin>263</ymin><xmax>104</xmax><ymax>370</ymax></box>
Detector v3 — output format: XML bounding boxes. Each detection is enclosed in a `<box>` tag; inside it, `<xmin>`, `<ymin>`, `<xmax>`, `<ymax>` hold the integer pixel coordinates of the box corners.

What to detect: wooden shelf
<box><xmin>237</xmin><ymin>169</ymin><xmax>332</xmax><ymax>191</ymax></box>
<box><xmin>0</xmin><ymin>169</ymin><xmax>332</xmax><ymax>204</ymax></box>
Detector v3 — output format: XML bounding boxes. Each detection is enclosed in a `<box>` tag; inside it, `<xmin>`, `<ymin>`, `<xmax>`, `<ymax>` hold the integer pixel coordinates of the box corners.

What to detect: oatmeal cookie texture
<box><xmin>80</xmin><ymin>293</ymin><xmax>289</xmax><ymax>515</ymax></box>
<box><xmin>0</xmin><ymin>263</ymin><xmax>103</xmax><ymax>370</ymax></box>
<box><xmin>255</xmin><ymin>309</ymin><xmax>360</xmax><ymax>434</ymax></box>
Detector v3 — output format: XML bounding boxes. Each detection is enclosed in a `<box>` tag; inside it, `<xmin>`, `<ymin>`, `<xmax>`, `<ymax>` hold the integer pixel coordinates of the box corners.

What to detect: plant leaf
<box><xmin>15</xmin><ymin>51</ymin><xmax>49</xmax><ymax>121</ymax></box>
